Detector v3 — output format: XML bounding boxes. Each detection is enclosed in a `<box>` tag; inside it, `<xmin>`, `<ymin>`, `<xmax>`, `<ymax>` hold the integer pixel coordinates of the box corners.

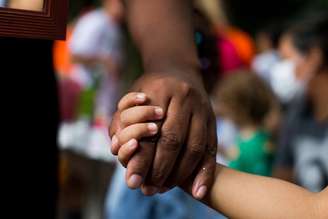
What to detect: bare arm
<box><xmin>112</xmin><ymin>93</ymin><xmax>327</xmax><ymax>218</ymax></box>
<box><xmin>125</xmin><ymin>0</ymin><xmax>199</xmax><ymax>73</ymax></box>
<box><xmin>199</xmin><ymin>165</ymin><xmax>328</xmax><ymax>219</ymax></box>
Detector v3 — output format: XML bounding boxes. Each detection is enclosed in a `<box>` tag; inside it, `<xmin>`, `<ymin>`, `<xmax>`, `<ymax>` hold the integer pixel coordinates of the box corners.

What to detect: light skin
<box><xmin>111</xmin><ymin>92</ymin><xmax>328</xmax><ymax>219</ymax></box>
<box><xmin>109</xmin><ymin>0</ymin><xmax>217</xmax><ymax>198</ymax></box>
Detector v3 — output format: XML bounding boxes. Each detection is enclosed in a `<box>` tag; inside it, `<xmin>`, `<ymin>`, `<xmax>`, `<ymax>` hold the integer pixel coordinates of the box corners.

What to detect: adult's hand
<box><xmin>109</xmin><ymin>69</ymin><xmax>217</xmax><ymax>199</ymax></box>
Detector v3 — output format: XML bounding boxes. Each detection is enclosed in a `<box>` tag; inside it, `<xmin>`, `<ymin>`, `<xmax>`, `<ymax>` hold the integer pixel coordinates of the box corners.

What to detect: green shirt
<box><xmin>229</xmin><ymin>130</ymin><xmax>274</xmax><ymax>176</ymax></box>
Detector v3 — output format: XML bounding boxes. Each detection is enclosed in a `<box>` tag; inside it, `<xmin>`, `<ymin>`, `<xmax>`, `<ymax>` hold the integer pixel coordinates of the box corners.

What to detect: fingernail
<box><xmin>128</xmin><ymin>139</ymin><xmax>137</xmax><ymax>149</ymax></box>
<box><xmin>128</xmin><ymin>174</ymin><xmax>143</xmax><ymax>188</ymax></box>
<box><xmin>145</xmin><ymin>186</ymin><xmax>159</xmax><ymax>196</ymax></box>
<box><xmin>154</xmin><ymin>107</ymin><xmax>163</xmax><ymax>118</ymax></box>
<box><xmin>136</xmin><ymin>93</ymin><xmax>146</xmax><ymax>101</ymax></box>
<box><xmin>196</xmin><ymin>185</ymin><xmax>207</xmax><ymax>199</ymax></box>
<box><xmin>148</xmin><ymin>123</ymin><xmax>158</xmax><ymax>134</ymax></box>
<box><xmin>112</xmin><ymin>135</ymin><xmax>118</xmax><ymax>148</ymax></box>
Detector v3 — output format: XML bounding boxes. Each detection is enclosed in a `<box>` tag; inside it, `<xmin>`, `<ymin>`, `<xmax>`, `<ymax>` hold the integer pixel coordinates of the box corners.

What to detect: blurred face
<box><xmin>279</xmin><ymin>33</ymin><xmax>322</xmax><ymax>82</ymax></box>
<box><xmin>103</xmin><ymin>0</ymin><xmax>124</xmax><ymax>21</ymax></box>
<box><xmin>214</xmin><ymin>102</ymin><xmax>245</xmax><ymax>127</ymax></box>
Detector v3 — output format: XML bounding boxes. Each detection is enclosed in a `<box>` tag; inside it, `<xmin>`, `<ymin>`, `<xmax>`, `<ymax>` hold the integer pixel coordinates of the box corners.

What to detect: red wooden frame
<box><xmin>0</xmin><ymin>0</ymin><xmax>68</xmax><ymax>40</ymax></box>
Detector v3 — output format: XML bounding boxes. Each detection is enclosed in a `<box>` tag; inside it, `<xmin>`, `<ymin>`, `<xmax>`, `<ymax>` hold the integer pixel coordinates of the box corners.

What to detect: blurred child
<box><xmin>213</xmin><ymin>72</ymin><xmax>276</xmax><ymax>176</ymax></box>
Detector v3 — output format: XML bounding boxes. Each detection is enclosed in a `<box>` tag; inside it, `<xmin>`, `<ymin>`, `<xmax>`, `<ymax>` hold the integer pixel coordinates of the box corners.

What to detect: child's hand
<box><xmin>110</xmin><ymin>92</ymin><xmax>164</xmax><ymax>167</ymax></box>
<box><xmin>110</xmin><ymin>92</ymin><xmax>215</xmax><ymax>200</ymax></box>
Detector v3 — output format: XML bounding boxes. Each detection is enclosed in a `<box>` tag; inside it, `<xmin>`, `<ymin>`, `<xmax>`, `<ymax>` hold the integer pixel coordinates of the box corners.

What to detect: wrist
<box><xmin>143</xmin><ymin>60</ymin><xmax>203</xmax><ymax>83</ymax></box>
<box><xmin>141</xmin><ymin>45</ymin><xmax>201</xmax><ymax>78</ymax></box>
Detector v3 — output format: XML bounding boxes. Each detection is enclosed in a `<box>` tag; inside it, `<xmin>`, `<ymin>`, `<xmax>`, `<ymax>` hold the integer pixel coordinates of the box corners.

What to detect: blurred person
<box><xmin>70</xmin><ymin>0</ymin><xmax>124</xmax><ymax>122</ymax></box>
<box><xmin>213</xmin><ymin>72</ymin><xmax>276</xmax><ymax>176</ymax></box>
<box><xmin>66</xmin><ymin>0</ymin><xmax>124</xmax><ymax>159</ymax></box>
<box><xmin>252</xmin><ymin>25</ymin><xmax>282</xmax><ymax>83</ymax></box>
<box><xmin>269</xmin><ymin>32</ymin><xmax>306</xmax><ymax>105</ymax></box>
<box><xmin>110</xmin><ymin>92</ymin><xmax>328</xmax><ymax>219</ymax></box>
<box><xmin>274</xmin><ymin>14</ymin><xmax>328</xmax><ymax>192</ymax></box>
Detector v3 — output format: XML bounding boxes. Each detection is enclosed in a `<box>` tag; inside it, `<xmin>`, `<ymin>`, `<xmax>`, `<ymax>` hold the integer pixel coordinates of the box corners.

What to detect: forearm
<box><xmin>204</xmin><ymin>165</ymin><xmax>324</xmax><ymax>219</ymax></box>
<box><xmin>125</xmin><ymin>0</ymin><xmax>199</xmax><ymax>73</ymax></box>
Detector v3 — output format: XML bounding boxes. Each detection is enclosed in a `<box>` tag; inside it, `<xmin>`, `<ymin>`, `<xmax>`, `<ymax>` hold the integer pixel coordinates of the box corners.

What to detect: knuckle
<box><xmin>115</xmin><ymin>133</ymin><xmax>123</xmax><ymax>145</ymax></box>
<box><xmin>108</xmin><ymin>126</ymin><xmax>115</xmax><ymax>138</ymax></box>
<box><xmin>119</xmin><ymin>112</ymin><xmax>128</xmax><ymax>126</ymax></box>
<box><xmin>109</xmin><ymin>113</ymin><xmax>122</xmax><ymax>137</ymax></box>
<box><xmin>188</xmin><ymin>143</ymin><xmax>206</xmax><ymax>157</ymax></box>
<box><xmin>151</xmin><ymin>78</ymin><xmax>168</xmax><ymax>92</ymax></box>
<box><xmin>117</xmin><ymin>99</ymin><xmax>125</xmax><ymax>111</ymax></box>
<box><xmin>151</xmin><ymin>169</ymin><xmax>167</xmax><ymax>185</ymax></box>
<box><xmin>179</xmin><ymin>81</ymin><xmax>192</xmax><ymax>97</ymax></box>
<box><xmin>206</xmin><ymin>145</ymin><xmax>218</xmax><ymax>158</ymax></box>
<box><xmin>130</xmin><ymin>156</ymin><xmax>148</xmax><ymax>172</ymax></box>
<box><xmin>158</xmin><ymin>132</ymin><xmax>181</xmax><ymax>153</ymax></box>
<box><xmin>204</xmin><ymin>158</ymin><xmax>216</xmax><ymax>173</ymax></box>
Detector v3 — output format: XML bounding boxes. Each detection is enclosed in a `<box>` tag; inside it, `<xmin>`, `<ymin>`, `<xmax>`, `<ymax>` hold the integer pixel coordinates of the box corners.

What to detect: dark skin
<box><xmin>109</xmin><ymin>0</ymin><xmax>217</xmax><ymax>198</ymax></box>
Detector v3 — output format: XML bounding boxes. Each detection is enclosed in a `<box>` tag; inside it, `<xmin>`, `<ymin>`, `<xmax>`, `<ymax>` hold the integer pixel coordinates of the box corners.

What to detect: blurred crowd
<box><xmin>53</xmin><ymin>0</ymin><xmax>328</xmax><ymax>218</ymax></box>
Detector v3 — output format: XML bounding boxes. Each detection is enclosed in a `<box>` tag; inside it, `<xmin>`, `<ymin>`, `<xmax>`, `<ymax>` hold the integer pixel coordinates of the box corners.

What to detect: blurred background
<box><xmin>54</xmin><ymin>0</ymin><xmax>328</xmax><ymax>218</ymax></box>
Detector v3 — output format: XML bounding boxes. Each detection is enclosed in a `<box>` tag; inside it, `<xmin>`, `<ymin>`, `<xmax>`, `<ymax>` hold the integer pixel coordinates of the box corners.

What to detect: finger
<box><xmin>109</xmin><ymin>112</ymin><xmax>123</xmax><ymax>155</ymax></box>
<box><xmin>118</xmin><ymin>139</ymin><xmax>139</xmax><ymax>167</ymax></box>
<box><xmin>117</xmin><ymin>123</ymin><xmax>158</xmax><ymax>145</ymax></box>
<box><xmin>120</xmin><ymin>106</ymin><xmax>164</xmax><ymax>126</ymax></box>
<box><xmin>146</xmin><ymin>97</ymin><xmax>190</xmax><ymax>189</ymax></box>
<box><xmin>125</xmin><ymin>141</ymin><xmax>156</xmax><ymax>189</ymax></box>
<box><xmin>111</xmin><ymin>122</ymin><xmax>158</xmax><ymax>156</ymax></box>
<box><xmin>118</xmin><ymin>92</ymin><xmax>147</xmax><ymax>111</ymax></box>
<box><xmin>192</xmin><ymin>154</ymin><xmax>216</xmax><ymax>200</ymax></box>
<box><xmin>192</xmin><ymin>118</ymin><xmax>217</xmax><ymax>200</ymax></box>
<box><xmin>122</xmin><ymin>87</ymin><xmax>171</xmax><ymax>191</ymax></box>
<box><xmin>164</xmin><ymin>113</ymin><xmax>207</xmax><ymax>188</ymax></box>
<box><xmin>109</xmin><ymin>111</ymin><xmax>122</xmax><ymax>138</ymax></box>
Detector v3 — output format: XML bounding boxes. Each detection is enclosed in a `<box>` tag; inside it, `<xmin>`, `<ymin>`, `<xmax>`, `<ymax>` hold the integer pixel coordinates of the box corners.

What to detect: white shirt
<box><xmin>69</xmin><ymin>9</ymin><xmax>123</xmax><ymax>116</ymax></box>
<box><xmin>70</xmin><ymin>9</ymin><xmax>122</xmax><ymax>62</ymax></box>
<box><xmin>252</xmin><ymin>50</ymin><xmax>279</xmax><ymax>83</ymax></box>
